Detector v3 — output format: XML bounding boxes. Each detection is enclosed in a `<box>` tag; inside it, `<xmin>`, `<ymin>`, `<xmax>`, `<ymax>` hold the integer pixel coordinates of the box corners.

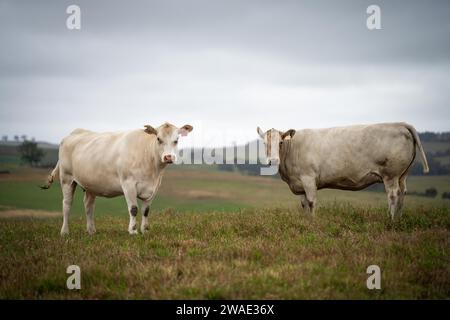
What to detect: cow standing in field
<box><xmin>257</xmin><ymin>123</ymin><xmax>429</xmax><ymax>219</ymax></box>
<box><xmin>42</xmin><ymin>123</ymin><xmax>193</xmax><ymax>235</ymax></box>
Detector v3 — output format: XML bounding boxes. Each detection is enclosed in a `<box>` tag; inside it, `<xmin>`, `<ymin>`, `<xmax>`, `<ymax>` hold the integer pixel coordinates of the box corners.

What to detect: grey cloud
<box><xmin>0</xmin><ymin>0</ymin><xmax>449</xmax><ymax>145</ymax></box>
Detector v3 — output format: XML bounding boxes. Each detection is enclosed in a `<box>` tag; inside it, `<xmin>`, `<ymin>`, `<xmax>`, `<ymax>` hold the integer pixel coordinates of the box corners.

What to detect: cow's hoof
<box><xmin>140</xmin><ymin>226</ymin><xmax>149</xmax><ymax>234</ymax></box>
<box><xmin>128</xmin><ymin>229</ymin><xmax>138</xmax><ymax>235</ymax></box>
<box><xmin>60</xmin><ymin>230</ymin><xmax>69</xmax><ymax>236</ymax></box>
<box><xmin>87</xmin><ymin>228</ymin><xmax>96</xmax><ymax>235</ymax></box>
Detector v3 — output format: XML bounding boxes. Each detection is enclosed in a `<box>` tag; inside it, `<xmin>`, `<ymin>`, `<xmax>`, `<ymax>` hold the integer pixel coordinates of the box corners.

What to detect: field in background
<box><xmin>1</xmin><ymin>133</ymin><xmax>449</xmax><ymax>299</ymax></box>
<box><xmin>1</xmin><ymin>135</ymin><xmax>450</xmax><ymax>169</ymax></box>
<box><xmin>0</xmin><ymin>165</ymin><xmax>449</xmax><ymax>299</ymax></box>
<box><xmin>0</xmin><ymin>164</ymin><xmax>449</xmax><ymax>216</ymax></box>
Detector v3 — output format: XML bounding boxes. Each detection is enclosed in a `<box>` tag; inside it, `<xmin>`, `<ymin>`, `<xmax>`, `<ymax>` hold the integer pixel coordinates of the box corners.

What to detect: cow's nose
<box><xmin>163</xmin><ymin>155</ymin><xmax>174</xmax><ymax>163</ymax></box>
<box><xmin>269</xmin><ymin>158</ymin><xmax>279</xmax><ymax>166</ymax></box>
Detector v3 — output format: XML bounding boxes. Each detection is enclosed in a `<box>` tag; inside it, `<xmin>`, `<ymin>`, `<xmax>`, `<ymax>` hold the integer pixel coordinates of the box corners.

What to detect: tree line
<box><xmin>8</xmin><ymin>131</ymin><xmax>450</xmax><ymax>174</ymax></box>
<box><xmin>218</xmin><ymin>131</ymin><xmax>450</xmax><ymax>177</ymax></box>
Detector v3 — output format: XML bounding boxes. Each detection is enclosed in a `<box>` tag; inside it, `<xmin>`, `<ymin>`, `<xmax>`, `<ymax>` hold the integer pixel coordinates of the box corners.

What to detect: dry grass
<box><xmin>0</xmin><ymin>166</ymin><xmax>449</xmax><ymax>299</ymax></box>
<box><xmin>0</xmin><ymin>209</ymin><xmax>60</xmax><ymax>218</ymax></box>
<box><xmin>0</xmin><ymin>204</ymin><xmax>448</xmax><ymax>299</ymax></box>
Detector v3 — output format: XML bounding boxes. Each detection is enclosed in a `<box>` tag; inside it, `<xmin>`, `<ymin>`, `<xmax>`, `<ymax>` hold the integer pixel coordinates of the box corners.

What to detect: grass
<box><xmin>0</xmin><ymin>205</ymin><xmax>448</xmax><ymax>299</ymax></box>
<box><xmin>0</xmin><ymin>166</ymin><xmax>449</xmax><ymax>299</ymax></box>
<box><xmin>0</xmin><ymin>165</ymin><xmax>449</xmax><ymax>216</ymax></box>
<box><xmin>436</xmin><ymin>155</ymin><xmax>450</xmax><ymax>166</ymax></box>
<box><xmin>406</xmin><ymin>175</ymin><xmax>450</xmax><ymax>196</ymax></box>
<box><xmin>0</xmin><ymin>146</ymin><xmax>58</xmax><ymax>166</ymax></box>
<box><xmin>0</xmin><ymin>180</ymin><xmax>244</xmax><ymax>215</ymax></box>
<box><xmin>423</xmin><ymin>141</ymin><xmax>450</xmax><ymax>153</ymax></box>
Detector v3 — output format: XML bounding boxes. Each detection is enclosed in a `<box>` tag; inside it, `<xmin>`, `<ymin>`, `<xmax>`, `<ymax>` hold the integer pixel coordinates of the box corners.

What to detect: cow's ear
<box><xmin>257</xmin><ymin>126</ymin><xmax>265</xmax><ymax>138</ymax></box>
<box><xmin>144</xmin><ymin>125</ymin><xmax>157</xmax><ymax>135</ymax></box>
<box><xmin>179</xmin><ymin>124</ymin><xmax>193</xmax><ymax>137</ymax></box>
<box><xmin>282</xmin><ymin>129</ymin><xmax>296</xmax><ymax>140</ymax></box>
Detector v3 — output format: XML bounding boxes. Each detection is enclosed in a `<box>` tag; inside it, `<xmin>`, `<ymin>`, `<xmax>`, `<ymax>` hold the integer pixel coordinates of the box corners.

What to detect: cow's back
<box><xmin>58</xmin><ymin>129</ymin><xmax>136</xmax><ymax>196</ymax></box>
<box><xmin>282</xmin><ymin>123</ymin><xmax>415</xmax><ymax>191</ymax></box>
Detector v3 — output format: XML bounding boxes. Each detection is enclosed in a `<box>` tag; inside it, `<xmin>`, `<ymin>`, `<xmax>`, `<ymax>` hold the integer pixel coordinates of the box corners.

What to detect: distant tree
<box><xmin>433</xmin><ymin>148</ymin><xmax>448</xmax><ymax>157</ymax></box>
<box><xmin>424</xmin><ymin>187</ymin><xmax>438</xmax><ymax>198</ymax></box>
<box><xmin>419</xmin><ymin>131</ymin><xmax>450</xmax><ymax>142</ymax></box>
<box><xmin>1</xmin><ymin>135</ymin><xmax>7</xmax><ymax>142</ymax></box>
<box><xmin>14</xmin><ymin>135</ymin><xmax>19</xmax><ymax>142</ymax></box>
<box><xmin>442</xmin><ymin>192</ymin><xmax>450</xmax><ymax>200</ymax></box>
<box><xmin>18</xmin><ymin>140</ymin><xmax>44</xmax><ymax>167</ymax></box>
<box><xmin>410</xmin><ymin>153</ymin><xmax>450</xmax><ymax>175</ymax></box>
<box><xmin>418</xmin><ymin>132</ymin><xmax>437</xmax><ymax>142</ymax></box>
<box><xmin>20</xmin><ymin>134</ymin><xmax>27</xmax><ymax>141</ymax></box>
<box><xmin>440</xmin><ymin>132</ymin><xmax>450</xmax><ymax>142</ymax></box>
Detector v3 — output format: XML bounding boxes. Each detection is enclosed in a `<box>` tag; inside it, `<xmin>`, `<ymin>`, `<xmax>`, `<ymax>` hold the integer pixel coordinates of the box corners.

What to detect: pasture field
<box><xmin>436</xmin><ymin>155</ymin><xmax>450</xmax><ymax>166</ymax></box>
<box><xmin>423</xmin><ymin>141</ymin><xmax>450</xmax><ymax>154</ymax></box>
<box><xmin>0</xmin><ymin>165</ymin><xmax>449</xmax><ymax>215</ymax></box>
<box><xmin>0</xmin><ymin>166</ymin><xmax>449</xmax><ymax>299</ymax></box>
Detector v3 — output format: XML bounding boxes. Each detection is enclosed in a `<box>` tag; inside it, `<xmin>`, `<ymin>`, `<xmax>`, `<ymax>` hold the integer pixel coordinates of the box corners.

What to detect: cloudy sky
<box><xmin>1</xmin><ymin>0</ymin><xmax>449</xmax><ymax>147</ymax></box>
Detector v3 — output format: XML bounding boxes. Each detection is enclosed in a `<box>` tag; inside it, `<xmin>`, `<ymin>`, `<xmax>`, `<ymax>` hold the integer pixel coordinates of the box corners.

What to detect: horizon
<box><xmin>2</xmin><ymin>125</ymin><xmax>450</xmax><ymax>149</ymax></box>
<box><xmin>1</xmin><ymin>1</ymin><xmax>450</xmax><ymax>147</ymax></box>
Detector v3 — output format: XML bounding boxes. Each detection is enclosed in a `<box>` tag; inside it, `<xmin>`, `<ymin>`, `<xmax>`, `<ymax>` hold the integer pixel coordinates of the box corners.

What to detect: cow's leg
<box><xmin>123</xmin><ymin>184</ymin><xmax>139</xmax><ymax>235</ymax></box>
<box><xmin>84</xmin><ymin>191</ymin><xmax>96</xmax><ymax>235</ymax></box>
<box><xmin>60</xmin><ymin>179</ymin><xmax>77</xmax><ymax>236</ymax></box>
<box><xmin>140</xmin><ymin>199</ymin><xmax>152</xmax><ymax>234</ymax></box>
<box><xmin>302</xmin><ymin>177</ymin><xmax>317</xmax><ymax>217</ymax></box>
<box><xmin>397</xmin><ymin>174</ymin><xmax>408</xmax><ymax>217</ymax></box>
<box><xmin>299</xmin><ymin>195</ymin><xmax>309</xmax><ymax>214</ymax></box>
<box><xmin>383</xmin><ymin>177</ymin><xmax>401</xmax><ymax>220</ymax></box>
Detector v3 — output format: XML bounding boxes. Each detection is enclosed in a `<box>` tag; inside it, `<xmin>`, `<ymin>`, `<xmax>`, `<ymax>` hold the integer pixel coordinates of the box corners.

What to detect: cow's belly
<box><xmin>74</xmin><ymin>177</ymin><xmax>123</xmax><ymax>197</ymax></box>
<box><xmin>319</xmin><ymin>171</ymin><xmax>382</xmax><ymax>191</ymax></box>
<box><xmin>71</xmin><ymin>163</ymin><xmax>123</xmax><ymax>197</ymax></box>
<box><xmin>69</xmin><ymin>149</ymin><xmax>123</xmax><ymax>197</ymax></box>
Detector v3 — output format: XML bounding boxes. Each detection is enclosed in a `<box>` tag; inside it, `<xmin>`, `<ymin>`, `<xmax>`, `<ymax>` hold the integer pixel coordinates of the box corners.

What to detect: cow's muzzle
<box><xmin>268</xmin><ymin>158</ymin><xmax>279</xmax><ymax>166</ymax></box>
<box><xmin>163</xmin><ymin>155</ymin><xmax>174</xmax><ymax>163</ymax></box>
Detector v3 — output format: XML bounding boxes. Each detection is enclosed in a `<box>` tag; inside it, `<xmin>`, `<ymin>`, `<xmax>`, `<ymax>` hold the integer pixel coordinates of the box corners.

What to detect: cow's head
<box><xmin>144</xmin><ymin>122</ymin><xmax>193</xmax><ymax>164</ymax></box>
<box><xmin>257</xmin><ymin>127</ymin><xmax>295</xmax><ymax>165</ymax></box>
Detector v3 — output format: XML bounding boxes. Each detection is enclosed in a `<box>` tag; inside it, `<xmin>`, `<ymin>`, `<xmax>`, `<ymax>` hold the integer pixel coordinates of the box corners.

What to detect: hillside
<box><xmin>0</xmin><ymin>160</ymin><xmax>448</xmax><ymax>299</ymax></box>
<box><xmin>1</xmin><ymin>131</ymin><xmax>450</xmax><ymax>175</ymax></box>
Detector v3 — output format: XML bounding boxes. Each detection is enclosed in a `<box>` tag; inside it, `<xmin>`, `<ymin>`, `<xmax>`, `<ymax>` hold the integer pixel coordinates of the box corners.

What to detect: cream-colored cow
<box><xmin>257</xmin><ymin>122</ymin><xmax>429</xmax><ymax>219</ymax></box>
<box><xmin>42</xmin><ymin>123</ymin><xmax>193</xmax><ymax>235</ymax></box>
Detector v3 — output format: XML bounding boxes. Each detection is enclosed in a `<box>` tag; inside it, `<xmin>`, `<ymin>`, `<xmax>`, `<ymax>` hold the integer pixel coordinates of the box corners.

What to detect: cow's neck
<box><xmin>143</xmin><ymin>138</ymin><xmax>167</xmax><ymax>178</ymax></box>
<box><xmin>279</xmin><ymin>141</ymin><xmax>291</xmax><ymax>182</ymax></box>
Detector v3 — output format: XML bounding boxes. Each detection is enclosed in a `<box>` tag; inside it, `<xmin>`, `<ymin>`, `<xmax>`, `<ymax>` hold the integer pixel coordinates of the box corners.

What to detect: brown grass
<box><xmin>0</xmin><ymin>209</ymin><xmax>60</xmax><ymax>218</ymax></box>
<box><xmin>0</xmin><ymin>205</ymin><xmax>448</xmax><ymax>299</ymax></box>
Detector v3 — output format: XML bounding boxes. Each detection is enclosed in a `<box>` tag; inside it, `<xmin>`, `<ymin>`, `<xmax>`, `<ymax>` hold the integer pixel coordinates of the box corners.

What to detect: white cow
<box><xmin>42</xmin><ymin>123</ymin><xmax>193</xmax><ymax>235</ymax></box>
<box><xmin>257</xmin><ymin>122</ymin><xmax>429</xmax><ymax>219</ymax></box>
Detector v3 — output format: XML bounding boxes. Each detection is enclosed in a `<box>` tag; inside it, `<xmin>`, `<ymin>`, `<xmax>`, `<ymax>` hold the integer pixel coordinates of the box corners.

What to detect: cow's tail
<box><xmin>403</xmin><ymin>123</ymin><xmax>429</xmax><ymax>174</ymax></box>
<box><xmin>40</xmin><ymin>161</ymin><xmax>59</xmax><ymax>189</ymax></box>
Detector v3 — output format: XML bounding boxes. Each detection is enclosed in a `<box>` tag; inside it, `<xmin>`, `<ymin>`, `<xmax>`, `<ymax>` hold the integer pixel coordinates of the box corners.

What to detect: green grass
<box><xmin>0</xmin><ymin>155</ymin><xmax>20</xmax><ymax>165</ymax></box>
<box><xmin>0</xmin><ymin>166</ymin><xmax>449</xmax><ymax>299</ymax></box>
<box><xmin>0</xmin><ymin>167</ymin><xmax>449</xmax><ymax>217</ymax></box>
<box><xmin>0</xmin><ymin>181</ymin><xmax>243</xmax><ymax>215</ymax></box>
<box><xmin>436</xmin><ymin>155</ymin><xmax>450</xmax><ymax>166</ymax></box>
<box><xmin>423</xmin><ymin>141</ymin><xmax>450</xmax><ymax>153</ymax></box>
<box><xmin>0</xmin><ymin>146</ymin><xmax>58</xmax><ymax>166</ymax></box>
<box><xmin>406</xmin><ymin>175</ymin><xmax>450</xmax><ymax>196</ymax></box>
<box><xmin>0</xmin><ymin>205</ymin><xmax>448</xmax><ymax>299</ymax></box>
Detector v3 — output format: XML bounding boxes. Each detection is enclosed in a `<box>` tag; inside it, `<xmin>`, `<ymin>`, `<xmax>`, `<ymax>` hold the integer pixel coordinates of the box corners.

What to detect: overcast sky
<box><xmin>1</xmin><ymin>0</ymin><xmax>449</xmax><ymax>147</ymax></box>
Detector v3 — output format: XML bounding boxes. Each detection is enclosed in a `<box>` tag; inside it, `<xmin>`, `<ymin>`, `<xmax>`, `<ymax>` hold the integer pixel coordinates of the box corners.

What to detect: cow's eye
<box><xmin>157</xmin><ymin>137</ymin><xmax>162</xmax><ymax>144</ymax></box>
<box><xmin>279</xmin><ymin>141</ymin><xmax>283</xmax><ymax>146</ymax></box>
<box><xmin>174</xmin><ymin>140</ymin><xmax>178</xmax><ymax>145</ymax></box>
